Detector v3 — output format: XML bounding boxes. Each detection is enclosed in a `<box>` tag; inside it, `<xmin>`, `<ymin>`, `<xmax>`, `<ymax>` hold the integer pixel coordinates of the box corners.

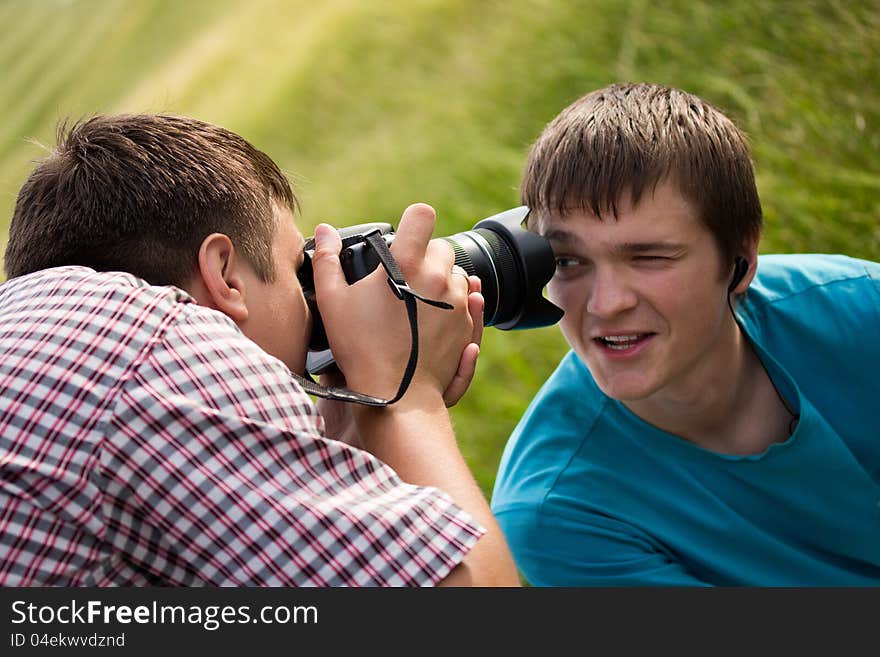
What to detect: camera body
<box><xmin>298</xmin><ymin>206</ymin><xmax>563</xmax><ymax>374</ymax></box>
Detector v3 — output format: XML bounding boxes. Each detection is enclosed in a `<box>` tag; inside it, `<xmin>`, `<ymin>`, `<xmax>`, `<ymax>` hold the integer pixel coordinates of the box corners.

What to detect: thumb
<box><xmin>310</xmin><ymin>224</ymin><xmax>345</xmax><ymax>298</ymax></box>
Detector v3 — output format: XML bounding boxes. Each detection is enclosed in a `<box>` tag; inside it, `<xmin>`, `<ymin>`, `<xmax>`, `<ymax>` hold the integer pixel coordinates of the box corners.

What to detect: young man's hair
<box><xmin>521</xmin><ymin>82</ymin><xmax>762</xmax><ymax>266</ymax></box>
<box><xmin>4</xmin><ymin>114</ymin><xmax>297</xmax><ymax>285</ymax></box>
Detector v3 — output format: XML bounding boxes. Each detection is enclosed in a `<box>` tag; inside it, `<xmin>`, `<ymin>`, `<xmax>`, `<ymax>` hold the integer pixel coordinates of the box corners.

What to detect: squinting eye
<box><xmin>555</xmin><ymin>257</ymin><xmax>580</xmax><ymax>268</ymax></box>
<box><xmin>633</xmin><ymin>255</ymin><xmax>671</xmax><ymax>262</ymax></box>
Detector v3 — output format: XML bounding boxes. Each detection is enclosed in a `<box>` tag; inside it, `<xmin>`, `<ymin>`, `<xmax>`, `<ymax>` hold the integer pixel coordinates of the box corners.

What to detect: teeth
<box><xmin>602</xmin><ymin>334</ymin><xmax>641</xmax><ymax>342</ymax></box>
<box><xmin>599</xmin><ymin>334</ymin><xmax>644</xmax><ymax>351</ymax></box>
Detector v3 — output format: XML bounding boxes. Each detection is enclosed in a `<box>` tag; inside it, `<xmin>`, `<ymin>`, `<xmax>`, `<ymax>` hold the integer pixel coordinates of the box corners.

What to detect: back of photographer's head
<box><xmin>4</xmin><ymin>114</ymin><xmax>297</xmax><ymax>286</ymax></box>
<box><xmin>521</xmin><ymin>82</ymin><xmax>762</xmax><ymax>266</ymax></box>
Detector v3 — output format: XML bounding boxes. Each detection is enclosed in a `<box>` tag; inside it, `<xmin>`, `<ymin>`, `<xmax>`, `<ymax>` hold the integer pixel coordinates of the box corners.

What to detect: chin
<box><xmin>592</xmin><ymin>373</ymin><xmax>659</xmax><ymax>403</ymax></box>
<box><xmin>578</xmin><ymin>346</ymin><xmax>663</xmax><ymax>403</ymax></box>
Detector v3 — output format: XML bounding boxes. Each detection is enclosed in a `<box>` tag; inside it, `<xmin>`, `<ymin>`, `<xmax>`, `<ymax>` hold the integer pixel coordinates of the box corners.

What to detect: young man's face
<box><xmin>238</xmin><ymin>203</ymin><xmax>312</xmax><ymax>375</ymax></box>
<box><xmin>537</xmin><ymin>181</ymin><xmax>735</xmax><ymax>404</ymax></box>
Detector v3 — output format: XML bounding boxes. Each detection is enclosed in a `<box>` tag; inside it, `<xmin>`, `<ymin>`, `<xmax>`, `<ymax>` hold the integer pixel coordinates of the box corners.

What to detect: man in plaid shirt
<box><xmin>0</xmin><ymin>114</ymin><xmax>518</xmax><ymax>586</ymax></box>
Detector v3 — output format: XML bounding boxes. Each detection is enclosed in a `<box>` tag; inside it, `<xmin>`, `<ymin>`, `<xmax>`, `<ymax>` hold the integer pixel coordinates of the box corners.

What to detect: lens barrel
<box><xmin>444</xmin><ymin>206</ymin><xmax>563</xmax><ymax>330</ymax></box>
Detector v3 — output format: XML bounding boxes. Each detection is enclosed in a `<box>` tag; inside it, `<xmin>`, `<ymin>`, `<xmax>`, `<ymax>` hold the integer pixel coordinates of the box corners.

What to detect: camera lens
<box><xmin>443</xmin><ymin>206</ymin><xmax>563</xmax><ymax>330</ymax></box>
<box><xmin>443</xmin><ymin>229</ymin><xmax>516</xmax><ymax>327</ymax></box>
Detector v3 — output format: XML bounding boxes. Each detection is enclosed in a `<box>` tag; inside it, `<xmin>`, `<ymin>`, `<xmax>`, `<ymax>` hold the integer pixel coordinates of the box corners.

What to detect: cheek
<box><xmin>549</xmin><ymin>282</ymin><xmax>588</xmax><ymax>347</ymax></box>
<box><xmin>266</xmin><ymin>282</ymin><xmax>311</xmax><ymax>370</ymax></box>
<box><xmin>641</xmin><ymin>276</ymin><xmax>682</xmax><ymax>313</ymax></box>
<box><xmin>657</xmin><ymin>276</ymin><xmax>726</xmax><ymax>339</ymax></box>
<box><xmin>293</xmin><ymin>292</ymin><xmax>312</xmax><ymax>344</ymax></box>
<box><xmin>280</xmin><ymin>284</ymin><xmax>308</xmax><ymax>328</ymax></box>
<box><xmin>547</xmin><ymin>279</ymin><xmax>581</xmax><ymax>315</ymax></box>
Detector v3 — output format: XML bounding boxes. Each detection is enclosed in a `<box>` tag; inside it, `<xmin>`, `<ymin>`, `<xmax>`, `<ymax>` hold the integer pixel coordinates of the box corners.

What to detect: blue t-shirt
<box><xmin>491</xmin><ymin>254</ymin><xmax>880</xmax><ymax>586</ymax></box>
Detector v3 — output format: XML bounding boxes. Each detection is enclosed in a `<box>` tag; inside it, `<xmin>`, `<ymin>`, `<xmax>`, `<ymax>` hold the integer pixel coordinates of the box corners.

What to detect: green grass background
<box><xmin>1</xmin><ymin>0</ymin><xmax>878</xmax><ymax>497</ymax></box>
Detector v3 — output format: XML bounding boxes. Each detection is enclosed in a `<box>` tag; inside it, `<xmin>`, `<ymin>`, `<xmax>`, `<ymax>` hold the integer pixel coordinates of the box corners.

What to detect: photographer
<box><xmin>0</xmin><ymin>114</ymin><xmax>519</xmax><ymax>586</ymax></box>
<box><xmin>491</xmin><ymin>83</ymin><xmax>880</xmax><ymax>586</ymax></box>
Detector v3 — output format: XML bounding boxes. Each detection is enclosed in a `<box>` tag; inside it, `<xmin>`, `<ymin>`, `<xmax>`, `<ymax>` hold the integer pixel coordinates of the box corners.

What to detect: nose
<box><xmin>585</xmin><ymin>267</ymin><xmax>638</xmax><ymax>319</ymax></box>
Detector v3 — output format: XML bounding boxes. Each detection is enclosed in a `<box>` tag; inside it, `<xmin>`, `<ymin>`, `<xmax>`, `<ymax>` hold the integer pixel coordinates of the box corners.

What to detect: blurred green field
<box><xmin>1</xmin><ymin>0</ymin><xmax>878</xmax><ymax>497</ymax></box>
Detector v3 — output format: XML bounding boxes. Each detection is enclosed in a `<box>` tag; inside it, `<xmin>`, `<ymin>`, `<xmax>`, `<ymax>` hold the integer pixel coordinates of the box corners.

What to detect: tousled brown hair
<box><xmin>521</xmin><ymin>83</ymin><xmax>762</xmax><ymax>265</ymax></box>
<box><xmin>4</xmin><ymin>114</ymin><xmax>297</xmax><ymax>285</ymax></box>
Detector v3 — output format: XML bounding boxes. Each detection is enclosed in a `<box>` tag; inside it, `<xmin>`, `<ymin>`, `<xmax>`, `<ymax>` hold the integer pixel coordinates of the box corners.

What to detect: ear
<box><xmin>730</xmin><ymin>230</ymin><xmax>761</xmax><ymax>295</ymax></box>
<box><xmin>195</xmin><ymin>233</ymin><xmax>249</xmax><ymax>323</ymax></box>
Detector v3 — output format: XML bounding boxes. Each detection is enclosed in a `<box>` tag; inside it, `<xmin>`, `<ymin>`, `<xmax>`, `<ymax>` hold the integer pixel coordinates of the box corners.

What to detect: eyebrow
<box><xmin>612</xmin><ymin>241</ymin><xmax>688</xmax><ymax>255</ymax></box>
<box><xmin>541</xmin><ymin>229</ymin><xmax>687</xmax><ymax>255</ymax></box>
<box><xmin>540</xmin><ymin>228</ymin><xmax>579</xmax><ymax>245</ymax></box>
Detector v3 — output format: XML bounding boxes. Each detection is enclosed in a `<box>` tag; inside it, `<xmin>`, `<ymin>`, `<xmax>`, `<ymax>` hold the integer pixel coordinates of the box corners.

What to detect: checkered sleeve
<box><xmin>100</xmin><ymin>304</ymin><xmax>484</xmax><ymax>586</ymax></box>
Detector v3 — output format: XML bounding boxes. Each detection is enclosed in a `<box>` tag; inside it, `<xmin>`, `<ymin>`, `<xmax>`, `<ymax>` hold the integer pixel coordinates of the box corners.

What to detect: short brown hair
<box><xmin>4</xmin><ymin>114</ymin><xmax>297</xmax><ymax>285</ymax></box>
<box><xmin>521</xmin><ymin>83</ymin><xmax>762</xmax><ymax>265</ymax></box>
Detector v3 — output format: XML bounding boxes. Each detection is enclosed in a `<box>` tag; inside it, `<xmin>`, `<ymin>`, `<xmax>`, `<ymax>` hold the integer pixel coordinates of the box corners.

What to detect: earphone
<box><xmin>728</xmin><ymin>256</ymin><xmax>749</xmax><ymax>293</ymax></box>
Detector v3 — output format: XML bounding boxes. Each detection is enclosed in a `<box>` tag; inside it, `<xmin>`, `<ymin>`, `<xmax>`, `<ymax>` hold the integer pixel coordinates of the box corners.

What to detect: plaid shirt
<box><xmin>0</xmin><ymin>267</ymin><xmax>483</xmax><ymax>586</ymax></box>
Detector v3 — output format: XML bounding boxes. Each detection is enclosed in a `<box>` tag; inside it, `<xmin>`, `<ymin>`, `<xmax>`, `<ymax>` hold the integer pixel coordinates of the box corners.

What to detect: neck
<box><xmin>624</xmin><ymin>314</ymin><xmax>794</xmax><ymax>455</ymax></box>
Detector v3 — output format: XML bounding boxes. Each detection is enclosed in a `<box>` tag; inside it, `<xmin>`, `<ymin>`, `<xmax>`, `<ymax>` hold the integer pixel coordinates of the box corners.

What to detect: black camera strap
<box><xmin>291</xmin><ymin>230</ymin><xmax>453</xmax><ymax>406</ymax></box>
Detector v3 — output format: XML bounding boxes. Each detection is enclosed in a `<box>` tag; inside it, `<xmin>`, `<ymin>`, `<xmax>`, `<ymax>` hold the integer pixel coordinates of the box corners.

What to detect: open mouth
<box><xmin>593</xmin><ymin>333</ymin><xmax>655</xmax><ymax>352</ymax></box>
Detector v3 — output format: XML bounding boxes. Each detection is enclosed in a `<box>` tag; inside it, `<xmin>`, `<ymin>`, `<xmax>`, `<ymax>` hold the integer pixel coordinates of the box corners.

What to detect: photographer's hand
<box><xmin>317</xmin><ymin>303</ymin><xmax>480</xmax><ymax>448</ymax></box>
<box><xmin>443</xmin><ymin>273</ymin><xmax>483</xmax><ymax>407</ymax></box>
<box><xmin>318</xmin><ymin>272</ymin><xmax>481</xmax><ymax>449</ymax></box>
<box><xmin>311</xmin><ymin>203</ymin><xmax>475</xmax><ymax>401</ymax></box>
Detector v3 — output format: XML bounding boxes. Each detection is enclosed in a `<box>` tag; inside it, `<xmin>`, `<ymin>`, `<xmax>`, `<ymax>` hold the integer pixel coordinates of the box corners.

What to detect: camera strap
<box><xmin>291</xmin><ymin>230</ymin><xmax>453</xmax><ymax>406</ymax></box>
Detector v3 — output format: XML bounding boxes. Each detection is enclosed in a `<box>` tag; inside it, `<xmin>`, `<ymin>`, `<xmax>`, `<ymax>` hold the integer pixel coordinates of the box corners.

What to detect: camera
<box><xmin>298</xmin><ymin>206</ymin><xmax>563</xmax><ymax>374</ymax></box>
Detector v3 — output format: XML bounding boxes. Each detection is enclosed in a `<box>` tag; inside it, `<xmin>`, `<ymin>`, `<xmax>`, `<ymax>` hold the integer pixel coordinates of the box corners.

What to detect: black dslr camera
<box><xmin>297</xmin><ymin>206</ymin><xmax>563</xmax><ymax>374</ymax></box>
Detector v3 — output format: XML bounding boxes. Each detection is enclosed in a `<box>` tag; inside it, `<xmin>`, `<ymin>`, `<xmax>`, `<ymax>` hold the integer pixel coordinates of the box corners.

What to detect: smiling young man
<box><xmin>0</xmin><ymin>114</ymin><xmax>519</xmax><ymax>587</ymax></box>
<box><xmin>491</xmin><ymin>83</ymin><xmax>880</xmax><ymax>586</ymax></box>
